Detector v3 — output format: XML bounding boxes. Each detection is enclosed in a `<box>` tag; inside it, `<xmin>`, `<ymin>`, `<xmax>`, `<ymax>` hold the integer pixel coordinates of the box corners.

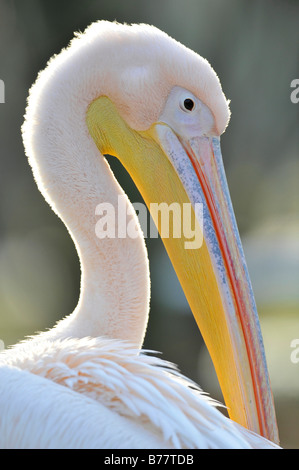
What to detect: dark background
<box><xmin>0</xmin><ymin>0</ymin><xmax>298</xmax><ymax>448</ymax></box>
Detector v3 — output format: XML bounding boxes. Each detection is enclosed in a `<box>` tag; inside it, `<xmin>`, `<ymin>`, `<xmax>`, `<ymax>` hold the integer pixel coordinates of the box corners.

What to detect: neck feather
<box><xmin>22</xmin><ymin>52</ymin><xmax>150</xmax><ymax>348</ymax></box>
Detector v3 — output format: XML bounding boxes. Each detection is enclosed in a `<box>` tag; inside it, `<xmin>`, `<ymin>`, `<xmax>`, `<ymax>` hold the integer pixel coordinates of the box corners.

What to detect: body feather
<box><xmin>0</xmin><ymin>337</ymin><xmax>278</xmax><ymax>448</ymax></box>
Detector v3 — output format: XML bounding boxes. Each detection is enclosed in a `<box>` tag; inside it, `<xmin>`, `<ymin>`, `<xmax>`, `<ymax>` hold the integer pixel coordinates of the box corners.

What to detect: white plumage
<box><xmin>0</xmin><ymin>21</ymin><xmax>279</xmax><ymax>448</ymax></box>
<box><xmin>0</xmin><ymin>337</ymin><xmax>276</xmax><ymax>448</ymax></box>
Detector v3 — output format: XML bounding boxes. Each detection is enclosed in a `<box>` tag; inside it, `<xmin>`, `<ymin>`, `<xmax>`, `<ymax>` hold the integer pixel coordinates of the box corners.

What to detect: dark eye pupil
<box><xmin>184</xmin><ymin>98</ymin><xmax>194</xmax><ymax>111</ymax></box>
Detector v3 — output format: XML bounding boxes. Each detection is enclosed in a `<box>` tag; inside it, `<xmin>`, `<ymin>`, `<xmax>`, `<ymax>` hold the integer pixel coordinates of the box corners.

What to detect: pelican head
<box><xmin>22</xmin><ymin>21</ymin><xmax>279</xmax><ymax>444</ymax></box>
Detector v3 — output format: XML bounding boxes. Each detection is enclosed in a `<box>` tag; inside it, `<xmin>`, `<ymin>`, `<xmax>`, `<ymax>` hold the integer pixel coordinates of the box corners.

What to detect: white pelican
<box><xmin>0</xmin><ymin>21</ymin><xmax>280</xmax><ymax>449</ymax></box>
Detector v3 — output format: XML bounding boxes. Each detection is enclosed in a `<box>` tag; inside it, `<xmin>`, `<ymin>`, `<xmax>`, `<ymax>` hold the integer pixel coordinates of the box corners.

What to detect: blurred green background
<box><xmin>0</xmin><ymin>0</ymin><xmax>298</xmax><ymax>448</ymax></box>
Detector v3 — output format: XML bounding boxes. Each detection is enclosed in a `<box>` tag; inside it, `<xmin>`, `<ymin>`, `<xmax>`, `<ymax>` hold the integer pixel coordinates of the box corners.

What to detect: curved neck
<box><xmin>59</xmin><ymin>153</ymin><xmax>150</xmax><ymax>347</ymax></box>
<box><xmin>24</xmin><ymin>84</ymin><xmax>150</xmax><ymax>348</ymax></box>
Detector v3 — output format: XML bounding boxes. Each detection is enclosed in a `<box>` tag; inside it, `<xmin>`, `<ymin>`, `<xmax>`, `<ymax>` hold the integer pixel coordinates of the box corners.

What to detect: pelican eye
<box><xmin>183</xmin><ymin>98</ymin><xmax>195</xmax><ymax>111</ymax></box>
